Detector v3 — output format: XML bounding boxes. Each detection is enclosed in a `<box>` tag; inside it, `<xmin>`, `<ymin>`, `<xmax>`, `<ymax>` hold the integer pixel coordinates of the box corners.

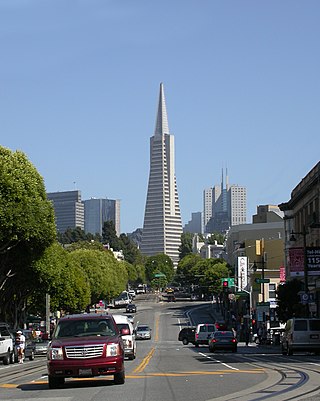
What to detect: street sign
<box><xmin>255</xmin><ymin>278</ymin><xmax>270</xmax><ymax>284</ymax></box>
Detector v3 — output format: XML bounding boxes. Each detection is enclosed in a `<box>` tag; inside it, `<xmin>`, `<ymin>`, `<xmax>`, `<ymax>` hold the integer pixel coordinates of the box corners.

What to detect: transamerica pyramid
<box><xmin>141</xmin><ymin>83</ymin><xmax>183</xmax><ymax>266</ymax></box>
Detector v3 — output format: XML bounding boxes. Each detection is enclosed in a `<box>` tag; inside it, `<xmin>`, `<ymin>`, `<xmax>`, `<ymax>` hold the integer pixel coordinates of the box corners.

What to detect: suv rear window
<box><xmin>309</xmin><ymin>320</ymin><xmax>320</xmax><ymax>331</ymax></box>
<box><xmin>54</xmin><ymin>318</ymin><xmax>117</xmax><ymax>338</ymax></box>
<box><xmin>116</xmin><ymin>323</ymin><xmax>130</xmax><ymax>332</ymax></box>
<box><xmin>294</xmin><ymin>320</ymin><xmax>307</xmax><ymax>331</ymax></box>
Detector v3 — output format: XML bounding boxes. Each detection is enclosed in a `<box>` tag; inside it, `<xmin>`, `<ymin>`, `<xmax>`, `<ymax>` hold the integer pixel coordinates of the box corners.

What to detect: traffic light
<box><xmin>222</xmin><ymin>280</ymin><xmax>229</xmax><ymax>291</ymax></box>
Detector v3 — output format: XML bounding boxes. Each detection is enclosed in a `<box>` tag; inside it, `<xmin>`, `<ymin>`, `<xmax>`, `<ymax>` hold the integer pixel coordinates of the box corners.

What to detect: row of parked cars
<box><xmin>178</xmin><ymin>318</ymin><xmax>320</xmax><ymax>356</ymax></box>
<box><xmin>0</xmin><ymin>322</ymin><xmax>50</xmax><ymax>365</ymax></box>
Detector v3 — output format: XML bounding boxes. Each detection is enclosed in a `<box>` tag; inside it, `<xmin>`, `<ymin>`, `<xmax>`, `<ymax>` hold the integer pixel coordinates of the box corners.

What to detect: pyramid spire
<box><xmin>154</xmin><ymin>82</ymin><xmax>170</xmax><ymax>136</ymax></box>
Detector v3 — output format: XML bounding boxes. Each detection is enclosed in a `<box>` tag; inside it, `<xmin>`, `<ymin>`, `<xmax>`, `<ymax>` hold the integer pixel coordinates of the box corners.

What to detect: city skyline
<box><xmin>1</xmin><ymin>2</ymin><xmax>320</xmax><ymax>234</ymax></box>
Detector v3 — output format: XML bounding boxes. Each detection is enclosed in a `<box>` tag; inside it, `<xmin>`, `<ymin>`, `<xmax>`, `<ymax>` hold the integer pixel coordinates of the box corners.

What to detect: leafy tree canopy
<box><xmin>179</xmin><ymin>232</ymin><xmax>193</xmax><ymax>260</ymax></box>
<box><xmin>102</xmin><ymin>221</ymin><xmax>121</xmax><ymax>250</ymax></box>
<box><xmin>207</xmin><ymin>233</ymin><xmax>225</xmax><ymax>245</ymax></box>
<box><xmin>145</xmin><ymin>254</ymin><xmax>174</xmax><ymax>283</ymax></box>
<box><xmin>0</xmin><ymin>147</ymin><xmax>56</xmax><ymax>323</ymax></box>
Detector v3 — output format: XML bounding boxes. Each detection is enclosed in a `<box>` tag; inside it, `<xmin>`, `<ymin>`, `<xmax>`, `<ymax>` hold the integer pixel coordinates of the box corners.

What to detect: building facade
<box><xmin>47</xmin><ymin>190</ymin><xmax>84</xmax><ymax>233</ymax></box>
<box><xmin>279</xmin><ymin>161</ymin><xmax>320</xmax><ymax>317</ymax></box>
<box><xmin>183</xmin><ymin>212</ymin><xmax>203</xmax><ymax>234</ymax></box>
<box><xmin>141</xmin><ymin>83</ymin><xmax>183</xmax><ymax>265</ymax></box>
<box><xmin>83</xmin><ymin>198</ymin><xmax>120</xmax><ymax>236</ymax></box>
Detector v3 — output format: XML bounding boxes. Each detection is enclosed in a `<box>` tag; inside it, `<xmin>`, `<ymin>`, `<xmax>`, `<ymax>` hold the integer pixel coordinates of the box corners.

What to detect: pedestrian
<box><xmin>244</xmin><ymin>326</ymin><xmax>250</xmax><ymax>346</ymax></box>
<box><xmin>257</xmin><ymin>325</ymin><xmax>263</xmax><ymax>344</ymax></box>
<box><xmin>15</xmin><ymin>330</ymin><xmax>26</xmax><ymax>364</ymax></box>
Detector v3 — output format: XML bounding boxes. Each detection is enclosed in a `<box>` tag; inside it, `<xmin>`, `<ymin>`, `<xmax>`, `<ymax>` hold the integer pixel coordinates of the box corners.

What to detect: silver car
<box><xmin>135</xmin><ymin>325</ymin><xmax>151</xmax><ymax>340</ymax></box>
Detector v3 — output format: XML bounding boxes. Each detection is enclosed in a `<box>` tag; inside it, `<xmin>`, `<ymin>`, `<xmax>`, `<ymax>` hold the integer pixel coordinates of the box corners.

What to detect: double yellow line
<box><xmin>133</xmin><ymin>347</ymin><xmax>155</xmax><ymax>373</ymax></box>
<box><xmin>133</xmin><ymin>315</ymin><xmax>159</xmax><ymax>373</ymax></box>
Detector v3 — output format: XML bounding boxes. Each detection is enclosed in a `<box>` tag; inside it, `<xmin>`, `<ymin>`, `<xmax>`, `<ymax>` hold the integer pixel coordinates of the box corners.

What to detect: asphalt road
<box><xmin>1</xmin><ymin>296</ymin><xmax>320</xmax><ymax>401</ymax></box>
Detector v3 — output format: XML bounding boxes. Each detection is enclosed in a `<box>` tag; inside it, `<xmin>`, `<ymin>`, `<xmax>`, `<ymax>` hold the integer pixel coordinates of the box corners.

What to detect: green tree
<box><xmin>179</xmin><ymin>232</ymin><xmax>193</xmax><ymax>259</ymax></box>
<box><xmin>191</xmin><ymin>258</ymin><xmax>230</xmax><ymax>296</ymax></box>
<box><xmin>207</xmin><ymin>233</ymin><xmax>225</xmax><ymax>245</ymax></box>
<box><xmin>145</xmin><ymin>254</ymin><xmax>174</xmax><ymax>283</ymax></box>
<box><xmin>58</xmin><ymin>228</ymin><xmax>101</xmax><ymax>244</ymax></box>
<box><xmin>102</xmin><ymin>221</ymin><xmax>121</xmax><ymax>250</ymax></box>
<box><xmin>31</xmin><ymin>242</ymin><xmax>91</xmax><ymax>315</ymax></box>
<box><xmin>176</xmin><ymin>254</ymin><xmax>202</xmax><ymax>286</ymax></box>
<box><xmin>0</xmin><ymin>147</ymin><xmax>56</xmax><ymax>323</ymax></box>
<box><xmin>119</xmin><ymin>233</ymin><xmax>144</xmax><ymax>265</ymax></box>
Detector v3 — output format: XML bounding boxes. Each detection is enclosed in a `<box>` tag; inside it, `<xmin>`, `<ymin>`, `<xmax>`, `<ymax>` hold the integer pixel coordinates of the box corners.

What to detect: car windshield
<box><xmin>54</xmin><ymin>319</ymin><xmax>117</xmax><ymax>338</ymax></box>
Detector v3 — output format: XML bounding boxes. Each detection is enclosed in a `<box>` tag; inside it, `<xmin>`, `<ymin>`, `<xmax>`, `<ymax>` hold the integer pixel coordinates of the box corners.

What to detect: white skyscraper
<box><xmin>141</xmin><ymin>83</ymin><xmax>183</xmax><ymax>265</ymax></box>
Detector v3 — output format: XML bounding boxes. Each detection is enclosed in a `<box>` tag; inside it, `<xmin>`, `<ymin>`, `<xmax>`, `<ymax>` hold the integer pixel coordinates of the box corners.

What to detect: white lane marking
<box><xmin>199</xmin><ymin>352</ymin><xmax>239</xmax><ymax>371</ymax></box>
<box><xmin>178</xmin><ymin>318</ymin><xmax>182</xmax><ymax>331</ymax></box>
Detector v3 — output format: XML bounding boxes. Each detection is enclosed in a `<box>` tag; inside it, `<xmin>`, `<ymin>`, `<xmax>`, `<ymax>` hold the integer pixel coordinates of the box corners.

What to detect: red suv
<box><xmin>47</xmin><ymin>313</ymin><xmax>125</xmax><ymax>389</ymax></box>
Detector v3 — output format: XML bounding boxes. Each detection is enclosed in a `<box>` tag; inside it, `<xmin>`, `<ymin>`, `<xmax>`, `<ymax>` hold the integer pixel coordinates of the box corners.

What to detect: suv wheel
<box><xmin>48</xmin><ymin>376</ymin><xmax>65</xmax><ymax>389</ymax></box>
<box><xmin>10</xmin><ymin>351</ymin><xmax>15</xmax><ymax>364</ymax></box>
<box><xmin>182</xmin><ymin>338</ymin><xmax>188</xmax><ymax>345</ymax></box>
<box><xmin>281</xmin><ymin>344</ymin><xmax>287</xmax><ymax>355</ymax></box>
<box><xmin>3</xmin><ymin>351</ymin><xmax>10</xmax><ymax>365</ymax></box>
<box><xmin>114</xmin><ymin>370</ymin><xmax>125</xmax><ymax>385</ymax></box>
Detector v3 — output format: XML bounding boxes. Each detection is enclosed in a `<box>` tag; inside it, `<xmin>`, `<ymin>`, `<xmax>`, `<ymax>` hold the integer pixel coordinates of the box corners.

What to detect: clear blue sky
<box><xmin>1</xmin><ymin>1</ymin><xmax>319</xmax><ymax>234</ymax></box>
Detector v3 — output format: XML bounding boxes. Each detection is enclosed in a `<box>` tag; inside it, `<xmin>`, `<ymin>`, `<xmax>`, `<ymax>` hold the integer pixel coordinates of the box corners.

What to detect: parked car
<box><xmin>0</xmin><ymin>322</ymin><xmax>15</xmax><ymax>365</ymax></box>
<box><xmin>126</xmin><ymin>304</ymin><xmax>137</xmax><ymax>313</ymax></box>
<box><xmin>22</xmin><ymin>330</ymin><xmax>36</xmax><ymax>361</ymax></box>
<box><xmin>209</xmin><ymin>331</ymin><xmax>237</xmax><ymax>353</ymax></box>
<box><xmin>47</xmin><ymin>313</ymin><xmax>126</xmax><ymax>389</ymax></box>
<box><xmin>178</xmin><ymin>327</ymin><xmax>196</xmax><ymax>345</ymax></box>
<box><xmin>195</xmin><ymin>323</ymin><xmax>216</xmax><ymax>346</ymax></box>
<box><xmin>281</xmin><ymin>318</ymin><xmax>320</xmax><ymax>355</ymax></box>
<box><xmin>128</xmin><ymin>290</ymin><xmax>136</xmax><ymax>299</ymax></box>
<box><xmin>33</xmin><ymin>337</ymin><xmax>50</xmax><ymax>356</ymax></box>
<box><xmin>113</xmin><ymin>314</ymin><xmax>136</xmax><ymax>360</ymax></box>
<box><xmin>135</xmin><ymin>325</ymin><xmax>152</xmax><ymax>340</ymax></box>
<box><xmin>167</xmin><ymin>294</ymin><xmax>176</xmax><ymax>302</ymax></box>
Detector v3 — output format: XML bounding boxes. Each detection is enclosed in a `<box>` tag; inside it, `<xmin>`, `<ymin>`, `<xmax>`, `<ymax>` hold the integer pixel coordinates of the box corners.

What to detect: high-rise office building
<box><xmin>141</xmin><ymin>83</ymin><xmax>183</xmax><ymax>265</ymax></box>
<box><xmin>47</xmin><ymin>190</ymin><xmax>84</xmax><ymax>233</ymax></box>
<box><xmin>83</xmin><ymin>198</ymin><xmax>120</xmax><ymax>236</ymax></box>
<box><xmin>204</xmin><ymin>169</ymin><xmax>247</xmax><ymax>233</ymax></box>
<box><xmin>183</xmin><ymin>212</ymin><xmax>203</xmax><ymax>234</ymax></box>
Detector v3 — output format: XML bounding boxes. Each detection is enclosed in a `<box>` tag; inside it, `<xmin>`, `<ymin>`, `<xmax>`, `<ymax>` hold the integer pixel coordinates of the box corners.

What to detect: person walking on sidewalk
<box><xmin>15</xmin><ymin>330</ymin><xmax>26</xmax><ymax>364</ymax></box>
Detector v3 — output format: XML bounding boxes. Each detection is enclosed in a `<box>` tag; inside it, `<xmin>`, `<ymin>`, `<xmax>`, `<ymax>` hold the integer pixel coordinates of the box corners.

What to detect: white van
<box><xmin>112</xmin><ymin>314</ymin><xmax>136</xmax><ymax>360</ymax></box>
<box><xmin>281</xmin><ymin>318</ymin><xmax>320</xmax><ymax>355</ymax></box>
<box><xmin>194</xmin><ymin>323</ymin><xmax>216</xmax><ymax>346</ymax></box>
